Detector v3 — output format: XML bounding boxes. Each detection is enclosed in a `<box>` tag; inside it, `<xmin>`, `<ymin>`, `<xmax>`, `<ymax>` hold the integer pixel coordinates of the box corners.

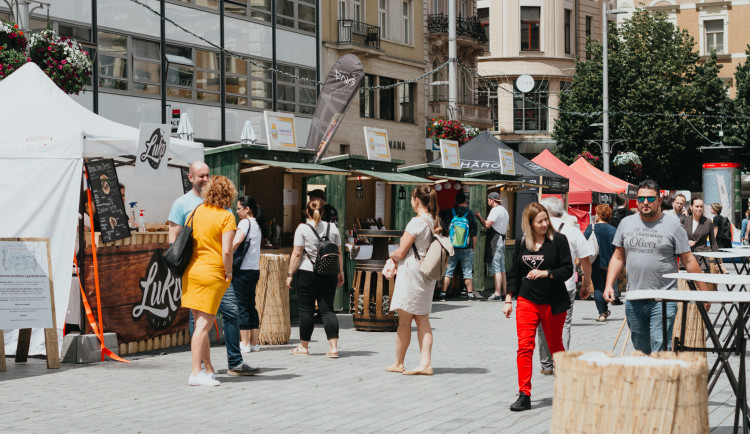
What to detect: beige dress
<box><xmin>390</xmin><ymin>214</ymin><xmax>437</xmax><ymax>315</ymax></box>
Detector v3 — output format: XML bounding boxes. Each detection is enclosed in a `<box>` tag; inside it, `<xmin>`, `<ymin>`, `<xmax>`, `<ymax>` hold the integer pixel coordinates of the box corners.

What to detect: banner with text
<box><xmin>136</xmin><ymin>123</ymin><xmax>171</xmax><ymax>176</ymax></box>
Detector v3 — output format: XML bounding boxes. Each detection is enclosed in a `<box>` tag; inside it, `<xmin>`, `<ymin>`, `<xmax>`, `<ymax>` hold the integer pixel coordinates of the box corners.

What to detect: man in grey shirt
<box><xmin>604</xmin><ymin>179</ymin><xmax>707</xmax><ymax>354</ymax></box>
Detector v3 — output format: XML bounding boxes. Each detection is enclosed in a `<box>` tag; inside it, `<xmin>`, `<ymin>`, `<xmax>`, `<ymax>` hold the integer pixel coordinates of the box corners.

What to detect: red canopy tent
<box><xmin>532</xmin><ymin>150</ymin><xmax>617</xmax><ymax>205</ymax></box>
<box><xmin>570</xmin><ymin>158</ymin><xmax>632</xmax><ymax>194</ymax></box>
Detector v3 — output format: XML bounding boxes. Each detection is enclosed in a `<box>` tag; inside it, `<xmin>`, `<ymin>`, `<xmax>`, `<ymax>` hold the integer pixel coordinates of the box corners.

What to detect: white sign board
<box><xmin>136</xmin><ymin>123</ymin><xmax>171</xmax><ymax>176</ymax></box>
<box><xmin>0</xmin><ymin>238</ymin><xmax>55</xmax><ymax>329</ymax></box>
<box><xmin>439</xmin><ymin>139</ymin><xmax>461</xmax><ymax>169</ymax></box>
<box><xmin>516</xmin><ymin>74</ymin><xmax>535</xmax><ymax>93</ymax></box>
<box><xmin>264</xmin><ymin>111</ymin><xmax>298</xmax><ymax>152</ymax></box>
<box><xmin>499</xmin><ymin>149</ymin><xmax>516</xmax><ymax>175</ymax></box>
<box><xmin>363</xmin><ymin>126</ymin><xmax>391</xmax><ymax>162</ymax></box>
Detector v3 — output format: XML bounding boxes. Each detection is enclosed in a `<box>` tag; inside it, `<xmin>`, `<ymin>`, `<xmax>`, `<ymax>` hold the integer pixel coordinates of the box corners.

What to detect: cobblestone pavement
<box><xmin>0</xmin><ymin>296</ymin><xmax>743</xmax><ymax>432</ymax></box>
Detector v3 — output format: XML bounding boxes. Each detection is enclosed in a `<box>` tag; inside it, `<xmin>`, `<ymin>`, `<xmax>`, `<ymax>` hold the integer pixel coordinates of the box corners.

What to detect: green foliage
<box><xmin>553</xmin><ymin>9</ymin><xmax>732</xmax><ymax>189</ymax></box>
<box><xmin>724</xmin><ymin>45</ymin><xmax>750</xmax><ymax>169</ymax></box>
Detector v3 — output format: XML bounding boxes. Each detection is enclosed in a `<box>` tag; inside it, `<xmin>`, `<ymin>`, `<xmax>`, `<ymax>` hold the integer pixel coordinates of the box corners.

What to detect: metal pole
<box><xmin>160</xmin><ymin>0</ymin><xmax>167</xmax><ymax>124</ymax></box>
<box><xmin>602</xmin><ymin>1</ymin><xmax>610</xmax><ymax>174</ymax></box>
<box><xmin>448</xmin><ymin>0</ymin><xmax>457</xmax><ymax>120</ymax></box>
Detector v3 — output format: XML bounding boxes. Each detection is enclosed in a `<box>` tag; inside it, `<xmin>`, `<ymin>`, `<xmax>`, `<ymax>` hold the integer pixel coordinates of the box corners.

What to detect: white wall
<box><xmin>117</xmin><ymin>164</ymin><xmax>187</xmax><ymax>225</ymax></box>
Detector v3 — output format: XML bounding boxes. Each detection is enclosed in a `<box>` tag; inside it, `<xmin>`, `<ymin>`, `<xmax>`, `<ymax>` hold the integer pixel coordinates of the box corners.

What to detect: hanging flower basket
<box><xmin>575</xmin><ymin>151</ymin><xmax>601</xmax><ymax>168</ymax></box>
<box><xmin>0</xmin><ymin>21</ymin><xmax>28</xmax><ymax>79</ymax></box>
<box><xmin>612</xmin><ymin>151</ymin><xmax>643</xmax><ymax>182</ymax></box>
<box><xmin>429</xmin><ymin>119</ymin><xmax>478</xmax><ymax>147</ymax></box>
<box><xmin>28</xmin><ymin>30</ymin><xmax>92</xmax><ymax>95</ymax></box>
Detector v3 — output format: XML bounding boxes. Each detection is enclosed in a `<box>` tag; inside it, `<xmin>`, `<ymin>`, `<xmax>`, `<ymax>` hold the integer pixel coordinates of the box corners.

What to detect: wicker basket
<box><xmin>551</xmin><ymin>351</ymin><xmax>708</xmax><ymax>434</ymax></box>
<box><xmin>672</xmin><ymin>279</ymin><xmax>707</xmax><ymax>354</ymax></box>
<box><xmin>256</xmin><ymin>254</ymin><xmax>291</xmax><ymax>345</ymax></box>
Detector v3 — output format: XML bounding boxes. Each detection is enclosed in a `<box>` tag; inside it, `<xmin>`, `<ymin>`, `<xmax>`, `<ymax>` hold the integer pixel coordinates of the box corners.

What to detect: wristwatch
<box><xmin>287</xmin><ymin>272</ymin><xmax>293</xmax><ymax>277</ymax></box>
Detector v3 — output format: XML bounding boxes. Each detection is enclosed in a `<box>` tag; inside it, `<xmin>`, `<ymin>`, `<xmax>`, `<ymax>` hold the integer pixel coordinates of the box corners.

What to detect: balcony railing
<box><xmin>427</xmin><ymin>13</ymin><xmax>488</xmax><ymax>44</ymax></box>
<box><xmin>338</xmin><ymin>20</ymin><xmax>381</xmax><ymax>50</ymax></box>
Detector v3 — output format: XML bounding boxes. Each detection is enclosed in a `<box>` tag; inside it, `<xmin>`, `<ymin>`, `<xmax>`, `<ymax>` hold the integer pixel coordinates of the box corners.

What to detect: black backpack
<box><xmin>306</xmin><ymin>222</ymin><xmax>340</xmax><ymax>275</ymax></box>
<box><xmin>718</xmin><ymin>216</ymin><xmax>732</xmax><ymax>242</ymax></box>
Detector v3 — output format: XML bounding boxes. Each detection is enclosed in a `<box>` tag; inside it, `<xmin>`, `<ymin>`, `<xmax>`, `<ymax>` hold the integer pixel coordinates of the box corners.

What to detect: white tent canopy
<box><xmin>0</xmin><ymin>63</ymin><xmax>203</xmax><ymax>356</ymax></box>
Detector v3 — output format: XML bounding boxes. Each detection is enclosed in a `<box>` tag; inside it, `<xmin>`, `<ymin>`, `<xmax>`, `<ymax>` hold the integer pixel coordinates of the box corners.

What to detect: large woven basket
<box><xmin>256</xmin><ymin>254</ymin><xmax>291</xmax><ymax>345</ymax></box>
<box><xmin>551</xmin><ymin>351</ymin><xmax>708</xmax><ymax>434</ymax></box>
<box><xmin>672</xmin><ymin>278</ymin><xmax>707</xmax><ymax>353</ymax></box>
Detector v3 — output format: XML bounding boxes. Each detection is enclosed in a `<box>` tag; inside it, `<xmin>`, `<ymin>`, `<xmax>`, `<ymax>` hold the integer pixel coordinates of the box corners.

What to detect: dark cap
<box><xmin>487</xmin><ymin>192</ymin><xmax>501</xmax><ymax>201</ymax></box>
<box><xmin>307</xmin><ymin>189</ymin><xmax>327</xmax><ymax>201</ymax></box>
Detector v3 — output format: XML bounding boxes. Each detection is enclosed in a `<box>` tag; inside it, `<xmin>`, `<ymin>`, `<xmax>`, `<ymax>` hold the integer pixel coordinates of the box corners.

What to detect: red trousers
<box><xmin>515</xmin><ymin>296</ymin><xmax>566</xmax><ymax>395</ymax></box>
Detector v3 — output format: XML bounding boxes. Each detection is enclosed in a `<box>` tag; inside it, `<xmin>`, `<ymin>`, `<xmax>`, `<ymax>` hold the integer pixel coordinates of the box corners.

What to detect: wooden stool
<box><xmin>351</xmin><ymin>260</ymin><xmax>398</xmax><ymax>331</ymax></box>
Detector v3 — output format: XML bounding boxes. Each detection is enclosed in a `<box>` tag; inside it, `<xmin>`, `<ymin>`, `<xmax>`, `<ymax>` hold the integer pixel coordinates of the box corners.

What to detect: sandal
<box><xmin>596</xmin><ymin>314</ymin><xmax>607</xmax><ymax>322</ymax></box>
<box><xmin>605</xmin><ymin>310</ymin><xmax>611</xmax><ymax>318</ymax></box>
<box><xmin>326</xmin><ymin>350</ymin><xmax>339</xmax><ymax>359</ymax></box>
<box><xmin>290</xmin><ymin>346</ymin><xmax>309</xmax><ymax>355</ymax></box>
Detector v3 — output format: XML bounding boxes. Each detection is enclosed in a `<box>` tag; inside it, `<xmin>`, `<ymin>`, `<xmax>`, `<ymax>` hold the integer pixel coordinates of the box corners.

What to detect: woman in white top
<box><xmin>385</xmin><ymin>186</ymin><xmax>442</xmax><ymax>375</ymax></box>
<box><xmin>286</xmin><ymin>197</ymin><xmax>345</xmax><ymax>357</ymax></box>
<box><xmin>231</xmin><ymin>196</ymin><xmax>264</xmax><ymax>353</ymax></box>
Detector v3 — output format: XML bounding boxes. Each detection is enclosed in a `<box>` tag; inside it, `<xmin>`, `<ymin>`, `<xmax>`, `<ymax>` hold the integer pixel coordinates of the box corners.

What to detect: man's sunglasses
<box><xmin>637</xmin><ymin>196</ymin><xmax>658</xmax><ymax>203</ymax></box>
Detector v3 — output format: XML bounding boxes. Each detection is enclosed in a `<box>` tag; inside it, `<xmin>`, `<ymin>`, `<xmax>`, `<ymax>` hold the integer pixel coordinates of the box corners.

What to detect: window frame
<box><xmin>564</xmin><ymin>9</ymin><xmax>571</xmax><ymax>54</ymax></box>
<box><xmin>585</xmin><ymin>16</ymin><xmax>592</xmax><ymax>60</ymax></box>
<box><xmin>402</xmin><ymin>0</ymin><xmax>412</xmax><ymax>45</ymax></box>
<box><xmin>520</xmin><ymin>6</ymin><xmax>541</xmax><ymax>52</ymax></box>
<box><xmin>704</xmin><ymin>19</ymin><xmax>724</xmax><ymax>55</ymax></box>
<box><xmin>513</xmin><ymin>79</ymin><xmax>549</xmax><ymax>132</ymax></box>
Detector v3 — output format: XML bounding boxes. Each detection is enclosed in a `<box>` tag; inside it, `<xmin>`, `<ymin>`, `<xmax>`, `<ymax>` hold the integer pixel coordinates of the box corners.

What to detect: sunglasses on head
<box><xmin>637</xmin><ymin>196</ymin><xmax>657</xmax><ymax>203</ymax></box>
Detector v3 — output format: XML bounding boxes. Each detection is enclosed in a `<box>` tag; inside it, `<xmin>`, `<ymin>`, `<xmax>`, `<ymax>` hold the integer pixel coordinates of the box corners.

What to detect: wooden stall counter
<box><xmin>86</xmin><ymin>231</ymin><xmax>170</xmax><ymax>247</ymax></box>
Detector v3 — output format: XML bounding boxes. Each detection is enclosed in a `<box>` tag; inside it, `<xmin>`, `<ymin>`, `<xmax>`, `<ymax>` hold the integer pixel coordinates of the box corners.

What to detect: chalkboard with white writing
<box><xmin>180</xmin><ymin>167</ymin><xmax>192</xmax><ymax>194</ymax></box>
<box><xmin>85</xmin><ymin>159</ymin><xmax>131</xmax><ymax>244</ymax></box>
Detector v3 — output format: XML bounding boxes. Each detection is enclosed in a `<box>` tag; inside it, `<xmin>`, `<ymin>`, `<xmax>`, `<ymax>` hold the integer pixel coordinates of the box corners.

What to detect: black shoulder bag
<box><xmin>233</xmin><ymin>219</ymin><xmax>251</xmax><ymax>271</ymax></box>
<box><xmin>163</xmin><ymin>205</ymin><xmax>199</xmax><ymax>275</ymax></box>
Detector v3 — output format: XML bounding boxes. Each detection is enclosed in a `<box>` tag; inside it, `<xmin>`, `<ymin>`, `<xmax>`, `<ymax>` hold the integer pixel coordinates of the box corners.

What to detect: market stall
<box><xmin>532</xmin><ymin>150</ymin><xmax>616</xmax><ymax>207</ymax></box>
<box><xmin>570</xmin><ymin>157</ymin><xmax>633</xmax><ymax>194</ymax></box>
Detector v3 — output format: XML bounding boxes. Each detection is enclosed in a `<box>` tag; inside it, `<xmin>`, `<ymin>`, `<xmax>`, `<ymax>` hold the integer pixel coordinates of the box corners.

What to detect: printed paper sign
<box><xmin>264</xmin><ymin>111</ymin><xmax>298</xmax><ymax>152</ymax></box>
<box><xmin>439</xmin><ymin>139</ymin><xmax>460</xmax><ymax>169</ymax></box>
<box><xmin>0</xmin><ymin>238</ymin><xmax>55</xmax><ymax>329</ymax></box>
<box><xmin>136</xmin><ymin>123</ymin><xmax>171</xmax><ymax>176</ymax></box>
<box><xmin>499</xmin><ymin>149</ymin><xmax>516</xmax><ymax>175</ymax></box>
<box><xmin>25</xmin><ymin>135</ymin><xmax>54</xmax><ymax>152</ymax></box>
<box><xmin>363</xmin><ymin>127</ymin><xmax>391</xmax><ymax>162</ymax></box>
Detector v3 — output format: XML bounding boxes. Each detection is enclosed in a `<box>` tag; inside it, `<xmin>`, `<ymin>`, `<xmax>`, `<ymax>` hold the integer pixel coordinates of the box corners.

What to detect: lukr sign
<box><xmin>132</xmin><ymin>249</ymin><xmax>182</xmax><ymax>331</ymax></box>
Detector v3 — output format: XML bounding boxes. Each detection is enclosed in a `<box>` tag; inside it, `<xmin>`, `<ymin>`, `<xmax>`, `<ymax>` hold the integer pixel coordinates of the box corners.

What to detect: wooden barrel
<box><xmin>256</xmin><ymin>254</ymin><xmax>291</xmax><ymax>345</ymax></box>
<box><xmin>551</xmin><ymin>351</ymin><xmax>709</xmax><ymax>434</ymax></box>
<box><xmin>350</xmin><ymin>259</ymin><xmax>398</xmax><ymax>331</ymax></box>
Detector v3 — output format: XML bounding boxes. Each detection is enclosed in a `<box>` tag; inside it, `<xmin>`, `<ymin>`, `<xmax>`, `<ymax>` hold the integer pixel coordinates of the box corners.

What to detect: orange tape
<box><xmin>83</xmin><ymin>165</ymin><xmax>106</xmax><ymax>361</ymax></box>
<box><xmin>74</xmin><ymin>255</ymin><xmax>130</xmax><ymax>363</ymax></box>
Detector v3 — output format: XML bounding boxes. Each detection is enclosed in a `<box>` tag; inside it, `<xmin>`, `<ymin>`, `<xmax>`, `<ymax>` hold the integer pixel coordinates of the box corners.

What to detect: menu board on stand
<box><xmin>85</xmin><ymin>159</ymin><xmax>131</xmax><ymax>244</ymax></box>
<box><xmin>180</xmin><ymin>166</ymin><xmax>192</xmax><ymax>194</ymax></box>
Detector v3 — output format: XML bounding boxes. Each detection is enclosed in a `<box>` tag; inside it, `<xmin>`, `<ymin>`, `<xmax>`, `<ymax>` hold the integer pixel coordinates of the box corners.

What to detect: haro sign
<box><xmin>132</xmin><ymin>250</ymin><xmax>182</xmax><ymax>331</ymax></box>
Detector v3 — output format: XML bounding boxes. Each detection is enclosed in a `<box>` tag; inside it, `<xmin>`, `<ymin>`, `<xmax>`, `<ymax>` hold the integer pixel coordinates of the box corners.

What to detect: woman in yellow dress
<box><xmin>181</xmin><ymin>175</ymin><xmax>237</xmax><ymax>386</ymax></box>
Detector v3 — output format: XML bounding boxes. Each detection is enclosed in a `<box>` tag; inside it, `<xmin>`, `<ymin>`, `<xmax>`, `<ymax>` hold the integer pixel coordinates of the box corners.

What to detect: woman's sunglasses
<box><xmin>637</xmin><ymin>196</ymin><xmax>657</xmax><ymax>203</ymax></box>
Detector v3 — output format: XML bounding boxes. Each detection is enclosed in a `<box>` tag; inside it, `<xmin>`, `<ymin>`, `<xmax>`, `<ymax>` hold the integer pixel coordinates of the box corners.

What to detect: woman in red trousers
<box><xmin>504</xmin><ymin>202</ymin><xmax>573</xmax><ymax>411</ymax></box>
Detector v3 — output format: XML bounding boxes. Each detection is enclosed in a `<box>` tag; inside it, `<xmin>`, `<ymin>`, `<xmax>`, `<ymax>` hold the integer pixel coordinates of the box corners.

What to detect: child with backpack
<box><xmin>437</xmin><ymin>191</ymin><xmax>479</xmax><ymax>301</ymax></box>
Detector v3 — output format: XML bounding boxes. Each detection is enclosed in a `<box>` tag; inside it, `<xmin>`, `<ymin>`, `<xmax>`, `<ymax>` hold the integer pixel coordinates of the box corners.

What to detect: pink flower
<box><xmin>61</xmin><ymin>60</ymin><xmax>66</xmax><ymax>64</ymax></box>
<box><xmin>58</xmin><ymin>65</ymin><xmax>62</xmax><ymax>69</ymax></box>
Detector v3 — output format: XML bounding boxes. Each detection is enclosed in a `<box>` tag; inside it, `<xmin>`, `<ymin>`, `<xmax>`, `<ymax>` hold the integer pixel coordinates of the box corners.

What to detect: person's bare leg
<box><xmin>500</xmin><ymin>272</ymin><xmax>507</xmax><ymax>296</ymax></box>
<box><xmin>442</xmin><ymin>276</ymin><xmax>451</xmax><ymax>295</ymax></box>
<box><xmin>387</xmin><ymin>309</ymin><xmax>413</xmax><ymax>371</ymax></box>
<box><xmin>413</xmin><ymin>314</ymin><xmax>433</xmax><ymax>371</ymax></box>
<box><xmin>250</xmin><ymin>329</ymin><xmax>259</xmax><ymax>346</ymax></box>
<box><xmin>464</xmin><ymin>278</ymin><xmax>474</xmax><ymax>294</ymax></box>
<box><xmin>240</xmin><ymin>329</ymin><xmax>250</xmax><ymax>347</ymax></box>
<box><xmin>328</xmin><ymin>337</ymin><xmax>339</xmax><ymax>355</ymax></box>
<box><xmin>494</xmin><ymin>273</ymin><xmax>503</xmax><ymax>296</ymax></box>
<box><xmin>191</xmin><ymin>310</ymin><xmax>215</xmax><ymax>376</ymax></box>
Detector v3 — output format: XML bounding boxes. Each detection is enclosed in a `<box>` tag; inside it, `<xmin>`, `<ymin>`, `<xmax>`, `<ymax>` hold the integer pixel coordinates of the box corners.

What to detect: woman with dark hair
<box><xmin>385</xmin><ymin>185</ymin><xmax>442</xmax><ymax>376</ymax></box>
<box><xmin>286</xmin><ymin>197</ymin><xmax>344</xmax><ymax>357</ymax></box>
<box><xmin>711</xmin><ymin>202</ymin><xmax>733</xmax><ymax>249</ymax></box>
<box><xmin>231</xmin><ymin>196</ymin><xmax>263</xmax><ymax>353</ymax></box>
<box><xmin>181</xmin><ymin>175</ymin><xmax>237</xmax><ymax>386</ymax></box>
<box><xmin>584</xmin><ymin>204</ymin><xmax>617</xmax><ymax>322</ymax></box>
<box><xmin>684</xmin><ymin>197</ymin><xmax>720</xmax><ymax>272</ymax></box>
<box><xmin>504</xmin><ymin>202</ymin><xmax>573</xmax><ymax>411</ymax></box>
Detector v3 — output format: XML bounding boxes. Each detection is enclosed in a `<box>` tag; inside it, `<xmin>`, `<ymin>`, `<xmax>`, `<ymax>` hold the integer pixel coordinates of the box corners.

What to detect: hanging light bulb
<box><xmin>434</xmin><ymin>183</ymin><xmax>443</xmax><ymax>191</ymax></box>
<box><xmin>398</xmin><ymin>186</ymin><xmax>406</xmax><ymax>200</ymax></box>
<box><xmin>356</xmin><ymin>181</ymin><xmax>364</xmax><ymax>199</ymax></box>
<box><xmin>454</xmin><ymin>183</ymin><xmax>462</xmax><ymax>190</ymax></box>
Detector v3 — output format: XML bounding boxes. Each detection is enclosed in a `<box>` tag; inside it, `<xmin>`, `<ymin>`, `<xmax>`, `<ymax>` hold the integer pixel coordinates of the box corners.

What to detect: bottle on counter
<box><xmin>138</xmin><ymin>210</ymin><xmax>146</xmax><ymax>232</ymax></box>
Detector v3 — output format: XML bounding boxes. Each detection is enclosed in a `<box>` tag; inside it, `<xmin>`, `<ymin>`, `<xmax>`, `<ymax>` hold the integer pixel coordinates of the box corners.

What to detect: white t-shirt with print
<box><xmin>551</xmin><ymin>216</ymin><xmax>594</xmax><ymax>291</ymax></box>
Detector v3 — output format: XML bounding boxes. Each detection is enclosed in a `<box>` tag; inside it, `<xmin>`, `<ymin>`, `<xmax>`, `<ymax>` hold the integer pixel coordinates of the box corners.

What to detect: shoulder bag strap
<box><xmin>185</xmin><ymin>204</ymin><xmax>200</xmax><ymax>228</ymax></box>
<box><xmin>558</xmin><ymin>222</ymin><xmax>565</xmax><ymax>231</ymax></box>
<box><xmin>324</xmin><ymin>221</ymin><xmax>331</xmax><ymax>241</ymax></box>
<box><xmin>304</xmin><ymin>223</ymin><xmax>322</xmax><ymax>266</ymax></box>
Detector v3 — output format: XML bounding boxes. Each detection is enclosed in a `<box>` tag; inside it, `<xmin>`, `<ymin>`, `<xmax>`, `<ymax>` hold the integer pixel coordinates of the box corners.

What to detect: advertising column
<box><xmin>702</xmin><ymin>162</ymin><xmax>741</xmax><ymax>222</ymax></box>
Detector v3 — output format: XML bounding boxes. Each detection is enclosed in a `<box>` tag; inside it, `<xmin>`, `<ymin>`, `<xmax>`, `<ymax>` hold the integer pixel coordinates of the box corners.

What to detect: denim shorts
<box><xmin>490</xmin><ymin>241</ymin><xmax>506</xmax><ymax>274</ymax></box>
<box><xmin>445</xmin><ymin>248</ymin><xmax>473</xmax><ymax>279</ymax></box>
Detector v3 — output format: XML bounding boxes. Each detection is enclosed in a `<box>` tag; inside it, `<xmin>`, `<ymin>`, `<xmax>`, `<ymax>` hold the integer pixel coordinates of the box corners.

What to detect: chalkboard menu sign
<box><xmin>180</xmin><ymin>167</ymin><xmax>192</xmax><ymax>194</ymax></box>
<box><xmin>85</xmin><ymin>159</ymin><xmax>131</xmax><ymax>244</ymax></box>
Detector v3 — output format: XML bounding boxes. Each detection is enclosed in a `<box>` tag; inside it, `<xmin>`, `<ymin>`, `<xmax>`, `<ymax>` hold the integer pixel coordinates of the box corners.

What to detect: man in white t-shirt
<box><xmin>536</xmin><ymin>198</ymin><xmax>593</xmax><ymax>375</ymax></box>
<box><xmin>475</xmin><ymin>192</ymin><xmax>509</xmax><ymax>301</ymax></box>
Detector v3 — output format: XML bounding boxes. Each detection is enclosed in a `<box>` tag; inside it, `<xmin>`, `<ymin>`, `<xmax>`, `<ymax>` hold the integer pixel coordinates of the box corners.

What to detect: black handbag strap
<box><xmin>186</xmin><ymin>204</ymin><xmax>200</xmax><ymax>228</ymax></box>
<box><xmin>236</xmin><ymin>218</ymin><xmax>252</xmax><ymax>263</ymax></box>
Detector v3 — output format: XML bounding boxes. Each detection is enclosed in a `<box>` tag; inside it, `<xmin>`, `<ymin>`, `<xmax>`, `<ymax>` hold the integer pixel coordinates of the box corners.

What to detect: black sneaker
<box><xmin>612</xmin><ymin>299</ymin><xmax>624</xmax><ymax>306</ymax></box>
<box><xmin>438</xmin><ymin>292</ymin><xmax>446</xmax><ymax>301</ymax></box>
<box><xmin>467</xmin><ymin>292</ymin><xmax>478</xmax><ymax>301</ymax></box>
<box><xmin>510</xmin><ymin>392</ymin><xmax>531</xmax><ymax>411</ymax></box>
<box><xmin>228</xmin><ymin>363</ymin><xmax>261</xmax><ymax>376</ymax></box>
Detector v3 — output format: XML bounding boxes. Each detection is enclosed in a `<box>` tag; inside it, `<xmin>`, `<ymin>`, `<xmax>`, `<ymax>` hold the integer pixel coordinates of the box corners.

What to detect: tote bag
<box><xmin>163</xmin><ymin>205</ymin><xmax>199</xmax><ymax>275</ymax></box>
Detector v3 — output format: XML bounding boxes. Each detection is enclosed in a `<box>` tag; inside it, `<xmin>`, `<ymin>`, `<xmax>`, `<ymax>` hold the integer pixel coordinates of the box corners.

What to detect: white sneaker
<box><xmin>250</xmin><ymin>344</ymin><xmax>261</xmax><ymax>352</ymax></box>
<box><xmin>189</xmin><ymin>371</ymin><xmax>220</xmax><ymax>386</ymax></box>
<box><xmin>200</xmin><ymin>368</ymin><xmax>217</xmax><ymax>380</ymax></box>
<box><xmin>240</xmin><ymin>343</ymin><xmax>252</xmax><ymax>353</ymax></box>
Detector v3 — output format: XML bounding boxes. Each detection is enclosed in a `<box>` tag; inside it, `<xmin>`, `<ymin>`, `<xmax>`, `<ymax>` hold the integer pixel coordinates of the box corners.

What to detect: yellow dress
<box><xmin>181</xmin><ymin>205</ymin><xmax>236</xmax><ymax>315</ymax></box>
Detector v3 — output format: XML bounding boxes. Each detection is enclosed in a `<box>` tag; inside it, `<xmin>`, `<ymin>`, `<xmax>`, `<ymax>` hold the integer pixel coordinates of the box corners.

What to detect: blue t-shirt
<box><xmin>168</xmin><ymin>192</ymin><xmax>203</xmax><ymax>226</ymax></box>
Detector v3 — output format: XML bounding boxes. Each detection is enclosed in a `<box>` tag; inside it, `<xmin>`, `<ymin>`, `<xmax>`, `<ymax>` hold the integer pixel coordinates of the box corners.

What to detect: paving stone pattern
<box><xmin>0</xmin><ymin>297</ymin><xmax>743</xmax><ymax>432</ymax></box>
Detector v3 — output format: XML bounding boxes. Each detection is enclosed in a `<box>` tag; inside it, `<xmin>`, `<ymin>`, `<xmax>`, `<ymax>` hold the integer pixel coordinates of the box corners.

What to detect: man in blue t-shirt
<box><xmin>169</xmin><ymin>161</ymin><xmax>260</xmax><ymax>378</ymax></box>
<box><xmin>437</xmin><ymin>191</ymin><xmax>478</xmax><ymax>301</ymax></box>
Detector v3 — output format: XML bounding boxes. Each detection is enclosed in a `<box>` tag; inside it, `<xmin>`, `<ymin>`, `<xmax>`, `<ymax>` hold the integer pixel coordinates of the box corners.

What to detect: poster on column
<box><xmin>363</xmin><ymin>127</ymin><xmax>391</xmax><ymax>162</ymax></box>
<box><xmin>439</xmin><ymin>139</ymin><xmax>460</xmax><ymax>169</ymax></box>
<box><xmin>136</xmin><ymin>123</ymin><xmax>171</xmax><ymax>176</ymax></box>
<box><xmin>0</xmin><ymin>238</ymin><xmax>55</xmax><ymax>329</ymax></box>
<box><xmin>264</xmin><ymin>111</ymin><xmax>298</xmax><ymax>152</ymax></box>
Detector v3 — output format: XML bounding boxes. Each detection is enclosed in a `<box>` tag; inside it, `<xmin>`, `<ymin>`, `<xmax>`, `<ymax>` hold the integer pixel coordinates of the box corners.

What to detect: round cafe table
<box><xmin>351</xmin><ymin>229</ymin><xmax>403</xmax><ymax>331</ymax></box>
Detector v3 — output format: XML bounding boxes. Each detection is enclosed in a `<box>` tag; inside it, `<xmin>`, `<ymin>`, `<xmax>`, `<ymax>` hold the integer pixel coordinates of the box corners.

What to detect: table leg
<box><xmin>662</xmin><ymin>300</ymin><xmax>668</xmax><ymax>351</ymax></box>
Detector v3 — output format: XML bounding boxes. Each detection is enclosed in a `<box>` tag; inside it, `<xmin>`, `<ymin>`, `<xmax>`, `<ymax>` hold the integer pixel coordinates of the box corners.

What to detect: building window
<box><xmin>564</xmin><ymin>9</ymin><xmax>571</xmax><ymax>54</ymax></box>
<box><xmin>520</xmin><ymin>7</ymin><xmax>540</xmax><ymax>51</ymax></box>
<box><xmin>560</xmin><ymin>80</ymin><xmax>572</xmax><ymax>93</ymax></box>
<box><xmin>478</xmin><ymin>7</ymin><xmax>489</xmax><ymax>50</ymax></box>
<box><xmin>360</xmin><ymin>74</ymin><xmax>375</xmax><ymax>118</ymax></box>
<box><xmin>585</xmin><ymin>16</ymin><xmax>592</xmax><ymax>59</ymax></box>
<box><xmin>403</xmin><ymin>1</ymin><xmax>412</xmax><ymax>45</ymax></box>
<box><xmin>338</xmin><ymin>0</ymin><xmax>346</xmax><ymax>19</ymax></box>
<box><xmin>276</xmin><ymin>0</ymin><xmax>316</xmax><ymax>33</ymax></box>
<box><xmin>379</xmin><ymin>0</ymin><xmax>388</xmax><ymax>39</ymax></box>
<box><xmin>379</xmin><ymin>76</ymin><xmax>396</xmax><ymax>121</ymax></box>
<box><xmin>98</xmin><ymin>32</ymin><xmax>128</xmax><ymax>91</ymax></box>
<box><xmin>400</xmin><ymin>82</ymin><xmax>415</xmax><ymax>122</ymax></box>
<box><xmin>175</xmin><ymin>0</ymin><xmax>219</xmax><ymax>10</ymax></box>
<box><xmin>276</xmin><ymin>64</ymin><xmax>317</xmax><ymax>114</ymax></box>
<box><xmin>513</xmin><ymin>80</ymin><xmax>548</xmax><ymax>132</ymax></box>
<box><xmin>460</xmin><ymin>0</ymin><xmax>467</xmax><ymax>18</ymax></box>
<box><xmin>704</xmin><ymin>20</ymin><xmax>724</xmax><ymax>55</ymax></box>
<box><xmin>165</xmin><ymin>45</ymin><xmax>195</xmax><ymax>100</ymax></box>
<box><xmin>132</xmin><ymin>39</ymin><xmax>161</xmax><ymax>96</ymax></box>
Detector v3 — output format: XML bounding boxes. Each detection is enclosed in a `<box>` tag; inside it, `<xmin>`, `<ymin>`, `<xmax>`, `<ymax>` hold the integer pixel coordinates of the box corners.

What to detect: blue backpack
<box><xmin>449</xmin><ymin>208</ymin><xmax>471</xmax><ymax>248</ymax></box>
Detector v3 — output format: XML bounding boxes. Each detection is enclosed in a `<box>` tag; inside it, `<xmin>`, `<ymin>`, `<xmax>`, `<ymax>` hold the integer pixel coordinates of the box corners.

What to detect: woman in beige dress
<box><xmin>385</xmin><ymin>186</ymin><xmax>442</xmax><ymax>375</ymax></box>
